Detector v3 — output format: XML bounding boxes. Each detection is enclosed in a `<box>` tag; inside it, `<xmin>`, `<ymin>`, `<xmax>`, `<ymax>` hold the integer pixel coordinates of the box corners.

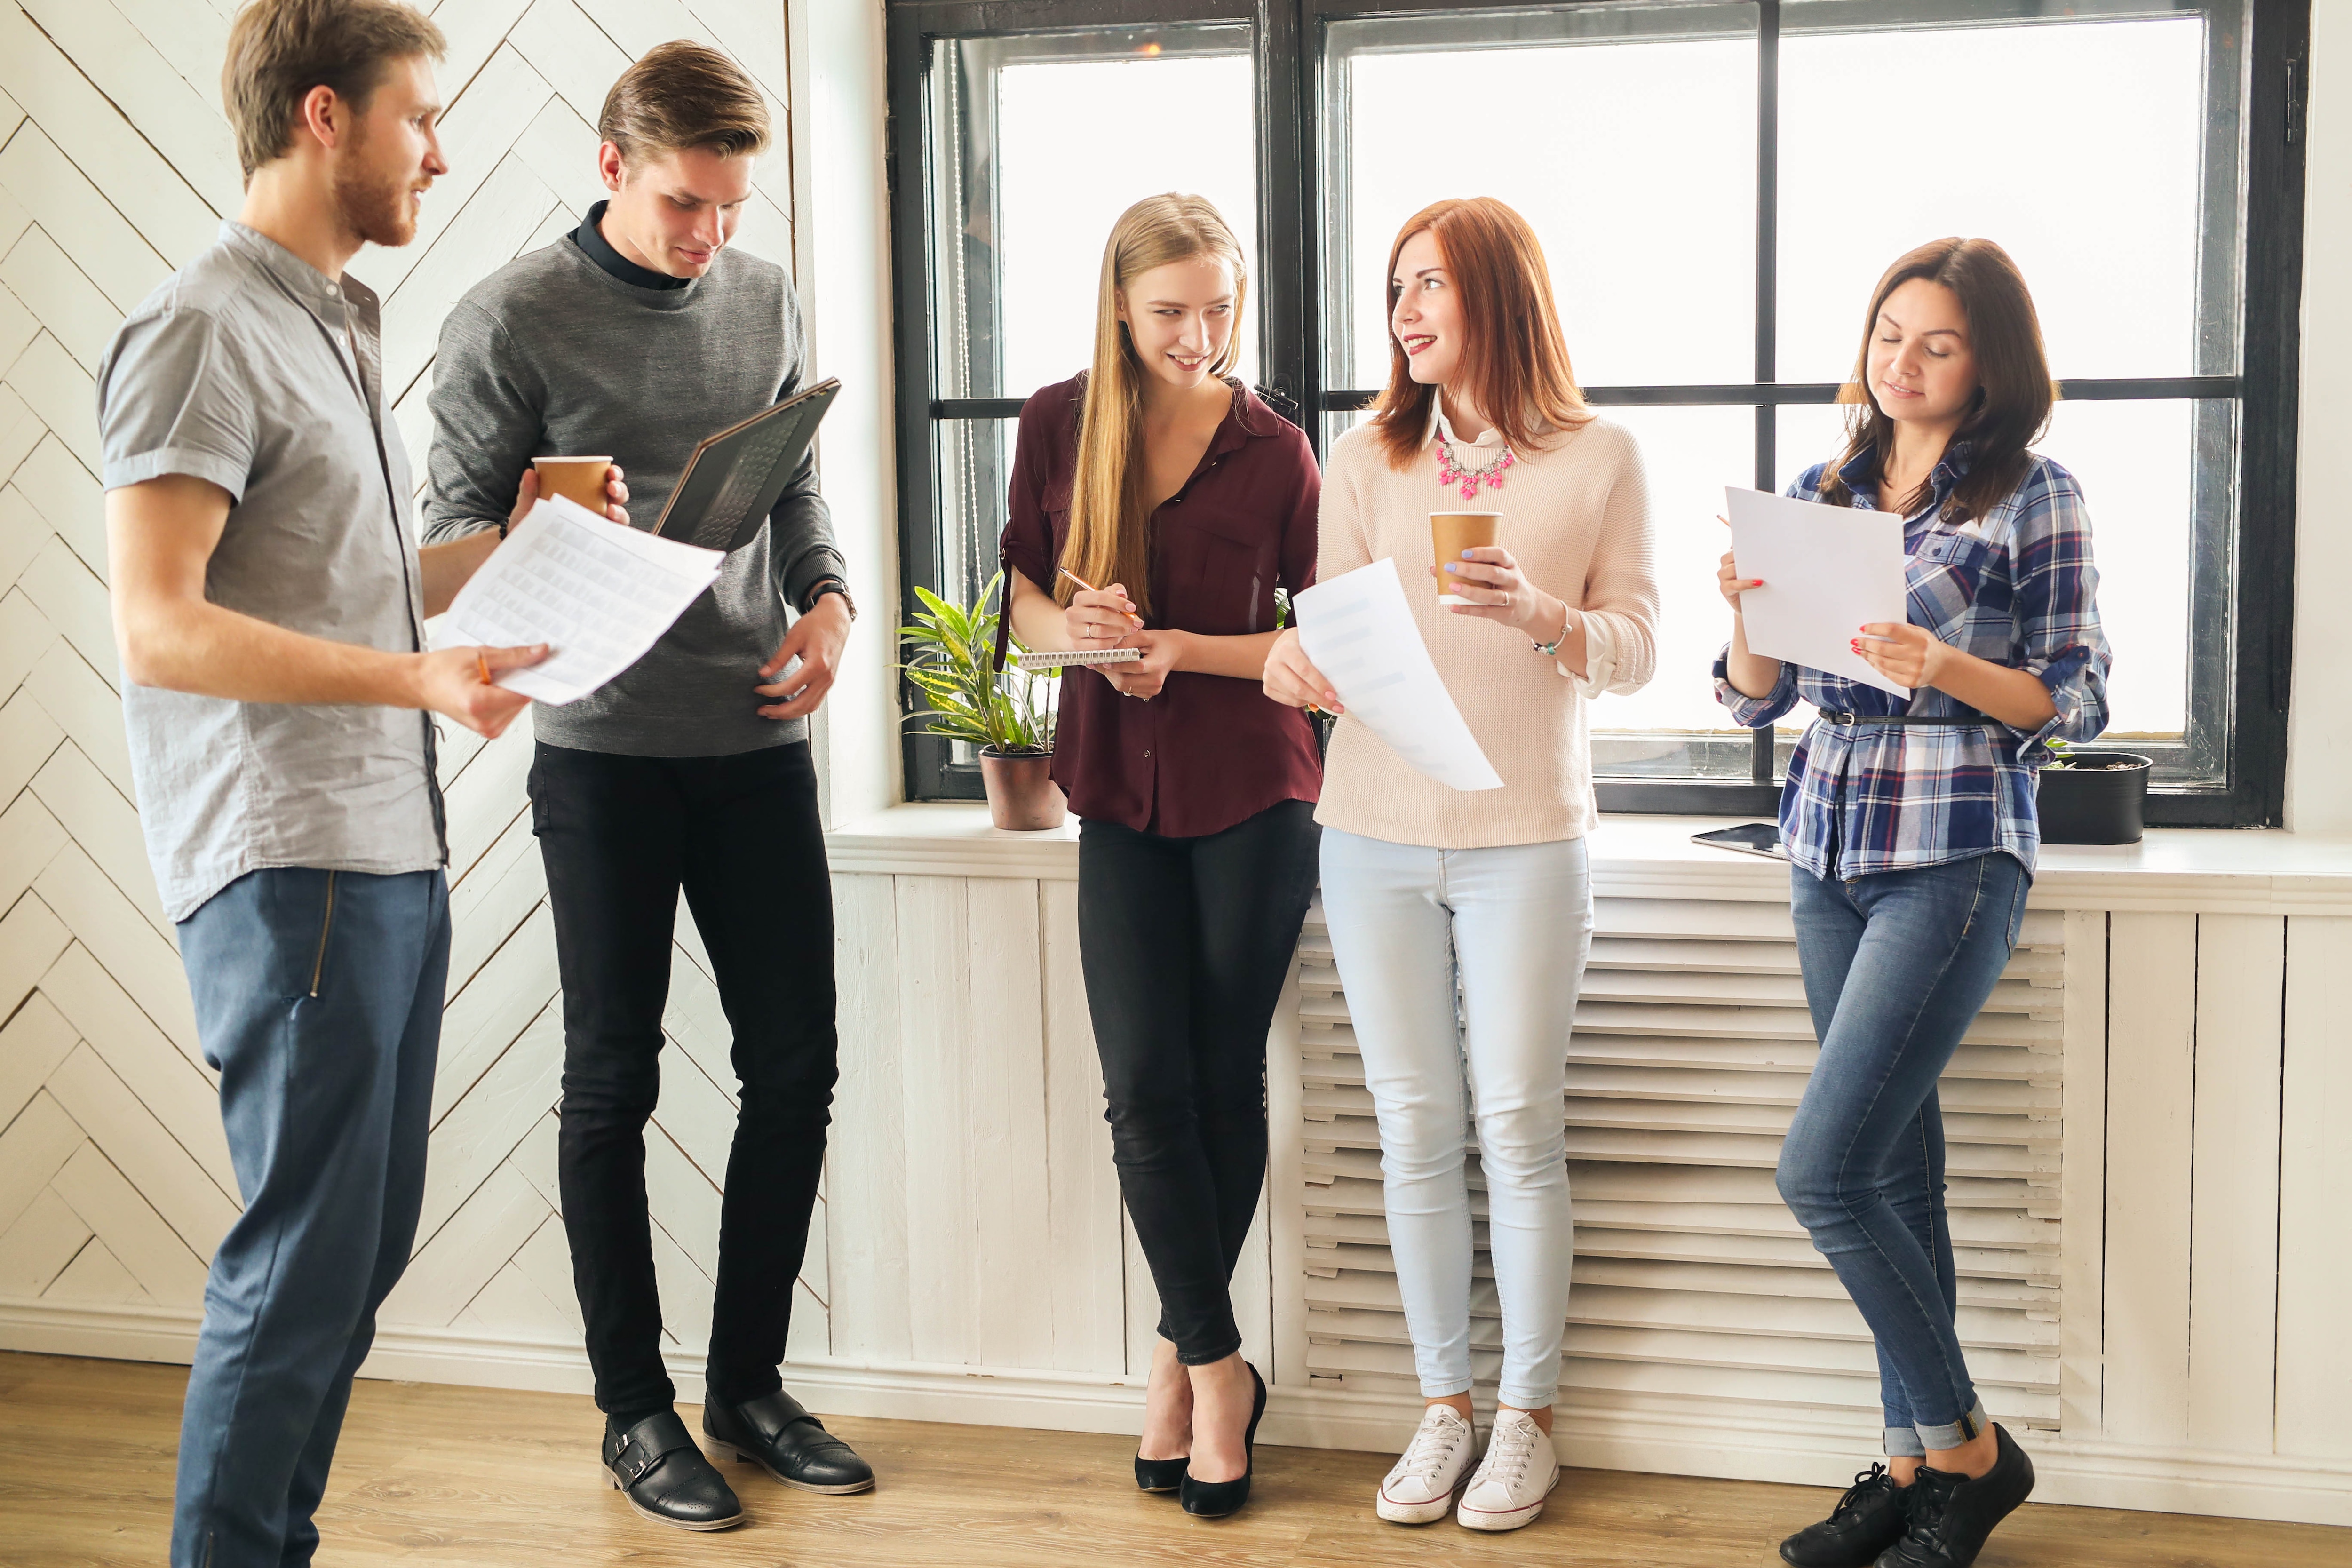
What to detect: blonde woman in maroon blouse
<box><xmin>1000</xmin><ymin>193</ymin><xmax>1321</xmax><ymax>1520</ymax></box>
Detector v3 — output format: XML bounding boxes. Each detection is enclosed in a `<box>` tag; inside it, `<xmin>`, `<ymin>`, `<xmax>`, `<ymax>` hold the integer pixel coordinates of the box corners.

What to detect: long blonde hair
<box><xmin>1057</xmin><ymin>193</ymin><xmax>1249</xmax><ymax>616</ymax></box>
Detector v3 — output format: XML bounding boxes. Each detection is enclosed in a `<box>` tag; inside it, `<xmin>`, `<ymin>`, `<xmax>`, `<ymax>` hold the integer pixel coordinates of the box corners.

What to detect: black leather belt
<box><xmin>1816</xmin><ymin>708</ymin><xmax>1986</xmax><ymax>727</ymax></box>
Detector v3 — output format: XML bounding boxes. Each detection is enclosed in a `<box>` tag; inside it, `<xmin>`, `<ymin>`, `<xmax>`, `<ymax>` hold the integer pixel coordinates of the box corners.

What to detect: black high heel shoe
<box><xmin>1135</xmin><ymin>1453</ymin><xmax>1188</xmax><ymax>1493</ymax></box>
<box><xmin>1179</xmin><ymin>1362</ymin><xmax>1266</xmax><ymax>1519</ymax></box>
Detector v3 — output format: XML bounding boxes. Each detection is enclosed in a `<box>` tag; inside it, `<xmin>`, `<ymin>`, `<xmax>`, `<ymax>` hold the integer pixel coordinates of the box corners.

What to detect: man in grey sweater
<box><xmin>424</xmin><ymin>41</ymin><xmax>867</xmax><ymax>1531</ymax></box>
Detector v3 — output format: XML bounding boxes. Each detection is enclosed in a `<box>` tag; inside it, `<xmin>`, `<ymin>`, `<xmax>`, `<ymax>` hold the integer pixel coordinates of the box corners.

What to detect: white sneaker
<box><xmin>1455</xmin><ymin>1407</ymin><xmax>1559</xmax><ymax>1531</ymax></box>
<box><xmin>1375</xmin><ymin>1404</ymin><xmax>1479</xmax><ymax>1524</ymax></box>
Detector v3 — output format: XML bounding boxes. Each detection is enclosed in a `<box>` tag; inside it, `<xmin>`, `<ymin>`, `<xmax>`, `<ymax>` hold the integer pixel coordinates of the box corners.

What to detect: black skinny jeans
<box><xmin>1078</xmin><ymin>799</ymin><xmax>1321</xmax><ymax>1364</ymax></box>
<box><xmin>530</xmin><ymin>740</ymin><xmax>837</xmax><ymax>1422</ymax></box>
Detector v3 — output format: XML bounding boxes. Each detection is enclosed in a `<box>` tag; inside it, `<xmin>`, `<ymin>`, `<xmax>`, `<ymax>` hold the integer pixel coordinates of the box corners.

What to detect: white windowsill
<box><xmin>825</xmin><ymin>803</ymin><xmax>2352</xmax><ymax>913</ymax></box>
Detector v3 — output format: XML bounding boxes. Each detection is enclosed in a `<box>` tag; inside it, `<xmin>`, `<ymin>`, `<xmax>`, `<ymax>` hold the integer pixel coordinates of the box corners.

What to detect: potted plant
<box><xmin>899</xmin><ymin>572</ymin><xmax>1066</xmax><ymax>831</ymax></box>
<box><xmin>2036</xmin><ymin>738</ymin><xmax>2153</xmax><ymax>845</ymax></box>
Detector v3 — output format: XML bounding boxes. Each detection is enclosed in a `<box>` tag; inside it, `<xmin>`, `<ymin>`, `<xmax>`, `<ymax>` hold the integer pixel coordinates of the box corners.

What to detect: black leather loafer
<box><xmin>1780</xmin><ymin>1463</ymin><xmax>1911</xmax><ymax>1567</ymax></box>
<box><xmin>602</xmin><ymin>1410</ymin><xmax>744</xmax><ymax>1531</ymax></box>
<box><xmin>703</xmin><ymin>1390</ymin><xmax>876</xmax><ymax>1494</ymax></box>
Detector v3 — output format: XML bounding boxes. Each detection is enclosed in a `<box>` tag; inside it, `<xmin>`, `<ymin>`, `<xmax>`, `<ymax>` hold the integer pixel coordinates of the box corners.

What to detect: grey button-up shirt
<box><xmin>96</xmin><ymin>221</ymin><xmax>445</xmax><ymax>923</ymax></box>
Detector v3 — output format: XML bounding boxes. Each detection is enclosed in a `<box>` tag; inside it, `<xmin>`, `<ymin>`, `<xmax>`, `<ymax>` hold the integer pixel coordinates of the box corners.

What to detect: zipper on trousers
<box><xmin>309</xmin><ymin>872</ymin><xmax>339</xmax><ymax>998</ymax></box>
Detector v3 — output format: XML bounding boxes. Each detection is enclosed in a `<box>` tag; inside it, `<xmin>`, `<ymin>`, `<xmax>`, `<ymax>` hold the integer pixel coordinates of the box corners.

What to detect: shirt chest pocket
<box><xmin>1907</xmin><ymin>528</ymin><xmax>1998</xmax><ymax>612</ymax></box>
<box><xmin>1171</xmin><ymin>508</ymin><xmax>1278</xmax><ymax>633</ymax></box>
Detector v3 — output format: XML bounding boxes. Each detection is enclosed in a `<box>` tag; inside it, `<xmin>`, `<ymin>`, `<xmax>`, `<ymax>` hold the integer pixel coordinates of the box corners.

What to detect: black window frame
<box><xmin>886</xmin><ymin>0</ymin><xmax>2308</xmax><ymax>824</ymax></box>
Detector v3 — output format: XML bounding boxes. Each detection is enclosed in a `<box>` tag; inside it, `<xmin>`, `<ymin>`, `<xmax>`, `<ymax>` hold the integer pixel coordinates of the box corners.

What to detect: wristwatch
<box><xmin>803</xmin><ymin>577</ymin><xmax>856</xmax><ymax>620</ymax></box>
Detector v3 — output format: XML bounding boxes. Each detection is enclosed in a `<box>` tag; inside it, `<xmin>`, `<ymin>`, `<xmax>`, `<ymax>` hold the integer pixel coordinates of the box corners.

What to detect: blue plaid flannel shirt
<box><xmin>1713</xmin><ymin>442</ymin><xmax>2112</xmax><ymax>881</ymax></box>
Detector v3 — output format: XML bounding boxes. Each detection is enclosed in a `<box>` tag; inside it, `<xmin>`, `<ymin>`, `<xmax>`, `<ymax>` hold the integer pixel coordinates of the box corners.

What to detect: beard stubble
<box><xmin>333</xmin><ymin>121</ymin><xmax>420</xmax><ymax>249</ymax></box>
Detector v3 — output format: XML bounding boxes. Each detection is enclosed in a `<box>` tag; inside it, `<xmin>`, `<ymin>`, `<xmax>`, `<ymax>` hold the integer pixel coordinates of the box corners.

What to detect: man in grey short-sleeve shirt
<box><xmin>94</xmin><ymin>8</ymin><xmax>566</xmax><ymax>1566</ymax></box>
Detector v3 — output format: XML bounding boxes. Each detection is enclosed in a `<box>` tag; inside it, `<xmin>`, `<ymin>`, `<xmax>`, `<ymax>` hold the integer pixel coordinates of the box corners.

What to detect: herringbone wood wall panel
<box><xmin>0</xmin><ymin>0</ymin><xmax>834</xmax><ymax>1368</ymax></box>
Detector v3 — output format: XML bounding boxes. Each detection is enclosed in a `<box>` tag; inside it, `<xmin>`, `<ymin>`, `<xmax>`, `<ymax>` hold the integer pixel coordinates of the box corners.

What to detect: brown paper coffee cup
<box><xmin>533</xmin><ymin>456</ymin><xmax>615</xmax><ymax>515</ymax></box>
<box><xmin>1432</xmin><ymin>511</ymin><xmax>1501</xmax><ymax>604</ymax></box>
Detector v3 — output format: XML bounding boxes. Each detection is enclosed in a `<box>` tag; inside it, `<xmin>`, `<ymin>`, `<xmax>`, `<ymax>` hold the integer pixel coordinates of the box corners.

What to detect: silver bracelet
<box><xmin>1531</xmin><ymin>604</ymin><xmax>1574</xmax><ymax>657</ymax></box>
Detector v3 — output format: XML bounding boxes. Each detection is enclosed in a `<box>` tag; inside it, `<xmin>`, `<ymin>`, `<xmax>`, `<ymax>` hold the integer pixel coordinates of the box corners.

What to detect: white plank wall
<box><xmin>0</xmin><ymin>0</ymin><xmax>824</xmax><ymax>1368</ymax></box>
<box><xmin>2185</xmin><ymin>915</ymin><xmax>2285</xmax><ymax>1455</ymax></box>
<box><xmin>2101</xmin><ymin>912</ymin><xmax>2198</xmax><ymax>1447</ymax></box>
<box><xmin>2278</xmin><ymin>917</ymin><xmax>2352</xmax><ymax>1461</ymax></box>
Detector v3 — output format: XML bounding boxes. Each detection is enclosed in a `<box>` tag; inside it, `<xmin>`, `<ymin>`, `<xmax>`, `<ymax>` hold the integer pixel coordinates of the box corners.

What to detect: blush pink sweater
<box><xmin>1312</xmin><ymin>413</ymin><xmax>1660</xmax><ymax>849</ymax></box>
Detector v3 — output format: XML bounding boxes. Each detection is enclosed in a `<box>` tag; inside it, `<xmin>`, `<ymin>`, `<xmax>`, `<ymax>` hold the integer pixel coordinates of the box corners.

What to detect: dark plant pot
<box><xmin>2036</xmin><ymin>751</ymin><xmax>2153</xmax><ymax>845</ymax></box>
<box><xmin>979</xmin><ymin>748</ymin><xmax>1066</xmax><ymax>831</ymax></box>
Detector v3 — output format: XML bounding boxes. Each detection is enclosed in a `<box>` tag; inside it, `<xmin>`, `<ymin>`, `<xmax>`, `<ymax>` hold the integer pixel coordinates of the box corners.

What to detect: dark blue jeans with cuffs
<box><xmin>169</xmin><ymin>868</ymin><xmax>449</xmax><ymax>1568</ymax></box>
<box><xmin>1780</xmin><ymin>851</ymin><xmax>2028</xmax><ymax>1459</ymax></box>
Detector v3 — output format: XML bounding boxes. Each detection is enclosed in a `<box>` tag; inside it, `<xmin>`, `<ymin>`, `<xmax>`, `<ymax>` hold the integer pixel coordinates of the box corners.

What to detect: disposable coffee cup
<box><xmin>1432</xmin><ymin>511</ymin><xmax>1501</xmax><ymax>604</ymax></box>
<box><xmin>533</xmin><ymin>456</ymin><xmax>614</xmax><ymax>515</ymax></box>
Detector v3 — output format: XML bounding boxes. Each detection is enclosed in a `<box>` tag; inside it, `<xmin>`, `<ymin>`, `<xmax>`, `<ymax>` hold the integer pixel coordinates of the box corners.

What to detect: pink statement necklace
<box><xmin>1435</xmin><ymin>433</ymin><xmax>1514</xmax><ymax>500</ymax></box>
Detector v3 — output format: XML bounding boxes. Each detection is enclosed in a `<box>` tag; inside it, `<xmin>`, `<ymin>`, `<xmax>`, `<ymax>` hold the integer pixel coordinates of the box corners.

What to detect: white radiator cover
<box><xmin>1298</xmin><ymin>896</ymin><xmax>2065</xmax><ymax>1427</ymax></box>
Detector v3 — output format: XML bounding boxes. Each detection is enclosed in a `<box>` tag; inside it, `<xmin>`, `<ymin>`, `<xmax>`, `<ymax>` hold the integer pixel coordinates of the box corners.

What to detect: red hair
<box><xmin>1367</xmin><ymin>197</ymin><xmax>1590</xmax><ymax>469</ymax></box>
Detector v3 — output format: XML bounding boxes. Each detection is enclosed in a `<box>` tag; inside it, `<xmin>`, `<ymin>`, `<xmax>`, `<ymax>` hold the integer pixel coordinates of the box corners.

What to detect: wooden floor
<box><xmin>2</xmin><ymin>1353</ymin><xmax>2346</xmax><ymax>1567</ymax></box>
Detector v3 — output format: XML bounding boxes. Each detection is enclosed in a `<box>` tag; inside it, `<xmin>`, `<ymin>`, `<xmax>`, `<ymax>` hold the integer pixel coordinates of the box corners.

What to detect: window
<box><xmin>889</xmin><ymin>0</ymin><xmax>2307</xmax><ymax>822</ymax></box>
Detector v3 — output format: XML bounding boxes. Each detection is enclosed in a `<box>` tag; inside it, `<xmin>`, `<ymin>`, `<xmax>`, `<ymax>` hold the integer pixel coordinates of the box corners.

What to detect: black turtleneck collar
<box><xmin>572</xmin><ymin>200</ymin><xmax>689</xmax><ymax>291</ymax></box>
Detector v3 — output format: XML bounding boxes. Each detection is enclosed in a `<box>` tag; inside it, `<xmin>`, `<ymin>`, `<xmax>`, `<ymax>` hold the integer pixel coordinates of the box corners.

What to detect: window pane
<box><xmin>1586</xmin><ymin>405</ymin><xmax>1757</xmax><ymax>746</ymax></box>
<box><xmin>1324</xmin><ymin>4</ymin><xmax>1756</xmax><ymax>392</ymax></box>
<box><xmin>2033</xmin><ymin>399</ymin><xmax>2210</xmax><ymax>743</ymax></box>
<box><xmin>931</xmin><ymin>417</ymin><xmax>1019</xmax><ymax>626</ymax></box>
<box><xmin>1778</xmin><ymin>5</ymin><xmax>2237</xmax><ymax>382</ymax></box>
<box><xmin>930</xmin><ymin>27</ymin><xmax>1258</xmax><ymax>407</ymax></box>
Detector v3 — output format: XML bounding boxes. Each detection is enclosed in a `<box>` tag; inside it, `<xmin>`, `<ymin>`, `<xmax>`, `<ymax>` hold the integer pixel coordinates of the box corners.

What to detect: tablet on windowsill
<box><xmin>1692</xmin><ymin>822</ymin><xmax>1784</xmax><ymax>860</ymax></box>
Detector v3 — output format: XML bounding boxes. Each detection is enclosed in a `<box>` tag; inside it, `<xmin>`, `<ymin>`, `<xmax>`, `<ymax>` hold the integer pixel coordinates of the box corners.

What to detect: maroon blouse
<box><xmin>999</xmin><ymin>374</ymin><xmax>1323</xmax><ymax>837</ymax></box>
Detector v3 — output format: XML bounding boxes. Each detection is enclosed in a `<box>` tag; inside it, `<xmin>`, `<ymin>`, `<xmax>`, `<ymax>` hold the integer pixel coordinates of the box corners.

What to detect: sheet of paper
<box><xmin>1725</xmin><ymin>486</ymin><xmax>1912</xmax><ymax>699</ymax></box>
<box><xmin>1294</xmin><ymin>556</ymin><xmax>1504</xmax><ymax>793</ymax></box>
<box><xmin>433</xmin><ymin>497</ymin><xmax>723</xmax><ymax>705</ymax></box>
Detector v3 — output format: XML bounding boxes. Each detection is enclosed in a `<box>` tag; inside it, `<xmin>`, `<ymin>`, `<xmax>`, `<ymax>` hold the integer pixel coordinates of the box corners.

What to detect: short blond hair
<box><xmin>599</xmin><ymin>41</ymin><xmax>771</xmax><ymax>165</ymax></box>
<box><xmin>222</xmin><ymin>0</ymin><xmax>446</xmax><ymax>181</ymax></box>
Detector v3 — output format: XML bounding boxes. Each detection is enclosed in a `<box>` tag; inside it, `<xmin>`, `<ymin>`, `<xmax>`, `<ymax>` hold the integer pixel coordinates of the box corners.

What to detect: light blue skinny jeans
<box><xmin>1319</xmin><ymin>828</ymin><xmax>1593</xmax><ymax>1410</ymax></box>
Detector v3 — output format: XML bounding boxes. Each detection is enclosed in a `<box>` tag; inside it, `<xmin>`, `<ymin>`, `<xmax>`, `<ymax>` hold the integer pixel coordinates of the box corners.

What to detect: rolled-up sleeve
<box><xmin>1000</xmin><ymin>385</ymin><xmax>1062</xmax><ymax>593</ymax></box>
<box><xmin>1569</xmin><ymin>422</ymin><xmax>1658</xmax><ymax>697</ymax></box>
<box><xmin>1714</xmin><ymin>642</ymin><xmax>1798</xmax><ymax>727</ymax></box>
<box><xmin>2006</xmin><ymin>467</ymin><xmax>2112</xmax><ymax>764</ymax></box>
<box><xmin>95</xmin><ymin>304</ymin><xmax>254</xmax><ymax>501</ymax></box>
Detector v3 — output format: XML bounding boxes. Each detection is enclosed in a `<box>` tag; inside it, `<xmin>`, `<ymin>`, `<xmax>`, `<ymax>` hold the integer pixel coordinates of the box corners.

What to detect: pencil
<box><xmin>1059</xmin><ymin>566</ymin><xmax>1142</xmax><ymax>630</ymax></box>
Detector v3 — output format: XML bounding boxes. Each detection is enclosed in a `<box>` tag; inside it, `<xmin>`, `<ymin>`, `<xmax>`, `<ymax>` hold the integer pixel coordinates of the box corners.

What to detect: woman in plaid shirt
<box><xmin>1714</xmin><ymin>239</ymin><xmax>2111</xmax><ymax>1568</ymax></box>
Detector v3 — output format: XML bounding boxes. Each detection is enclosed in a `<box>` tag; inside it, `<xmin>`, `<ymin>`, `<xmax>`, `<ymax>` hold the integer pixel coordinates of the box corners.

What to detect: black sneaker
<box><xmin>1876</xmin><ymin>1424</ymin><xmax>2035</xmax><ymax>1568</ymax></box>
<box><xmin>1779</xmin><ymin>1463</ymin><xmax>1912</xmax><ymax>1567</ymax></box>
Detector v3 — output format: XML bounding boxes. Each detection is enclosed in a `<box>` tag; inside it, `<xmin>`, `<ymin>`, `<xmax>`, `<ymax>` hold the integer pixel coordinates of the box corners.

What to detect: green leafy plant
<box><xmin>2044</xmin><ymin>738</ymin><xmax>2075</xmax><ymax>771</ymax></box>
<box><xmin>898</xmin><ymin>571</ymin><xmax>1056</xmax><ymax>756</ymax></box>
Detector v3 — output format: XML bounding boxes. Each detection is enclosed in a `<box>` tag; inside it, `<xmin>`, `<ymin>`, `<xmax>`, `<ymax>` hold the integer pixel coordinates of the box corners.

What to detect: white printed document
<box><xmin>1725</xmin><ymin>486</ymin><xmax>1912</xmax><ymax>699</ymax></box>
<box><xmin>1293</xmin><ymin>557</ymin><xmax>1504</xmax><ymax>793</ymax></box>
<box><xmin>434</xmin><ymin>497</ymin><xmax>723</xmax><ymax>705</ymax></box>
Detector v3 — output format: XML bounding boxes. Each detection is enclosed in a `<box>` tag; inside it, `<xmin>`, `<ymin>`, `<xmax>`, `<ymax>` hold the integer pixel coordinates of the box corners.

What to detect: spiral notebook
<box><xmin>1010</xmin><ymin>648</ymin><xmax>1141</xmax><ymax>671</ymax></box>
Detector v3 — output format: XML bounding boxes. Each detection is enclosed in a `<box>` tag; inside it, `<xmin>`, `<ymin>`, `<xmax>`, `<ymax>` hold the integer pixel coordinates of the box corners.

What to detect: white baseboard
<box><xmin>5</xmin><ymin>1298</ymin><xmax>2346</xmax><ymax>1528</ymax></box>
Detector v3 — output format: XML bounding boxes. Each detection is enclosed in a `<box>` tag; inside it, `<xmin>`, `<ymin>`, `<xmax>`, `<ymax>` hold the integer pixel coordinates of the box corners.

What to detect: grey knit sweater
<box><xmin>424</xmin><ymin>232</ymin><xmax>845</xmax><ymax>756</ymax></box>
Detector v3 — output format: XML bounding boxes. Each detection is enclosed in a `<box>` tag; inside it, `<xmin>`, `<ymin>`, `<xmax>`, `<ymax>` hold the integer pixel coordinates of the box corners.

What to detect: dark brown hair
<box><xmin>1366</xmin><ymin>197</ymin><xmax>1590</xmax><ymax>470</ymax></box>
<box><xmin>1820</xmin><ymin>238</ymin><xmax>2055</xmax><ymax>520</ymax></box>
<box><xmin>599</xmin><ymin>41</ymin><xmax>771</xmax><ymax>165</ymax></box>
<box><xmin>222</xmin><ymin>0</ymin><xmax>445</xmax><ymax>182</ymax></box>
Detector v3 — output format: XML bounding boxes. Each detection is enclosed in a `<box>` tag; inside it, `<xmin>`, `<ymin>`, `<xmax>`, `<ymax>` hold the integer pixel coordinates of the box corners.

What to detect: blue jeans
<box><xmin>1781</xmin><ymin>852</ymin><xmax>2026</xmax><ymax>1457</ymax></box>
<box><xmin>170</xmin><ymin>868</ymin><xmax>450</xmax><ymax>1568</ymax></box>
